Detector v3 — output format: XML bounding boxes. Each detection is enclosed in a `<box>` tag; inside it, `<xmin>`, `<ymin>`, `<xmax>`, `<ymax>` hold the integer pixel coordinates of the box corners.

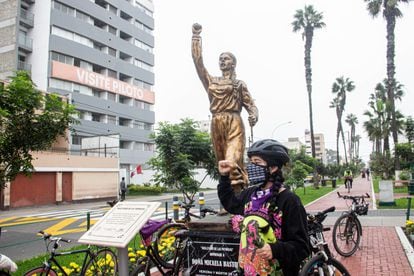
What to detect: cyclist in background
<box><xmin>218</xmin><ymin>139</ymin><xmax>310</xmax><ymax>276</ymax></box>
<box><xmin>344</xmin><ymin>169</ymin><xmax>353</xmax><ymax>189</ymax></box>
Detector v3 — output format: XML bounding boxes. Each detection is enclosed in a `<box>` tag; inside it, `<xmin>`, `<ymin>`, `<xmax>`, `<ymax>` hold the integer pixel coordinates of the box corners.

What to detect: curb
<box><xmin>395</xmin><ymin>226</ymin><xmax>414</xmax><ymax>273</ymax></box>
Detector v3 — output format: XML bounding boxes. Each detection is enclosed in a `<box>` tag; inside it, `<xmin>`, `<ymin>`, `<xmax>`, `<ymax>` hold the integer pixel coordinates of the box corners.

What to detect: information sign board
<box><xmin>78</xmin><ymin>201</ymin><xmax>160</xmax><ymax>248</ymax></box>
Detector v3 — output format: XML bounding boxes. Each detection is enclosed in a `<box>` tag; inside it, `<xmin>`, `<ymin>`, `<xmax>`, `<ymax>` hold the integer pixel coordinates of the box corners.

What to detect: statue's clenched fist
<box><xmin>192</xmin><ymin>23</ymin><xmax>202</xmax><ymax>35</ymax></box>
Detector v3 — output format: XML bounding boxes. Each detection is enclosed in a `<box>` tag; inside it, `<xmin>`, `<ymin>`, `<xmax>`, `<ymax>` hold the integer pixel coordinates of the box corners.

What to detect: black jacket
<box><xmin>218</xmin><ymin>175</ymin><xmax>310</xmax><ymax>276</ymax></box>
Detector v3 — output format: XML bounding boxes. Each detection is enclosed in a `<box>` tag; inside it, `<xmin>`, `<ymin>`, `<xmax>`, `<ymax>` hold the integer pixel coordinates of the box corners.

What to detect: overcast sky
<box><xmin>152</xmin><ymin>0</ymin><xmax>414</xmax><ymax>163</ymax></box>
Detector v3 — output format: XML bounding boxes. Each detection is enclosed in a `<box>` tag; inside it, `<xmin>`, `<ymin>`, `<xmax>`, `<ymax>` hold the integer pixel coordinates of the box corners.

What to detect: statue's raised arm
<box><xmin>191</xmin><ymin>23</ymin><xmax>210</xmax><ymax>91</ymax></box>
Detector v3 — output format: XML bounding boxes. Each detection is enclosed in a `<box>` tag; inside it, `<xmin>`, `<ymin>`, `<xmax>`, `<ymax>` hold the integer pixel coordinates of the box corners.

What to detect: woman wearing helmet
<box><xmin>218</xmin><ymin>139</ymin><xmax>310</xmax><ymax>276</ymax></box>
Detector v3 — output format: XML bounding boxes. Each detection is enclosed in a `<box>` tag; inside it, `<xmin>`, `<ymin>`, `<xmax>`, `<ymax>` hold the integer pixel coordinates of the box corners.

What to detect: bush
<box><xmin>128</xmin><ymin>185</ymin><xmax>166</xmax><ymax>195</ymax></box>
<box><xmin>399</xmin><ymin>171</ymin><xmax>411</xmax><ymax>181</ymax></box>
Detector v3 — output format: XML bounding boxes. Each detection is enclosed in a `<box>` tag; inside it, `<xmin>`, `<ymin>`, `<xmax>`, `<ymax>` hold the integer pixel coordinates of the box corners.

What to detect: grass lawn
<box><xmin>373</xmin><ymin>177</ymin><xmax>414</xmax><ymax>209</ymax></box>
<box><xmin>294</xmin><ymin>185</ymin><xmax>336</xmax><ymax>206</ymax></box>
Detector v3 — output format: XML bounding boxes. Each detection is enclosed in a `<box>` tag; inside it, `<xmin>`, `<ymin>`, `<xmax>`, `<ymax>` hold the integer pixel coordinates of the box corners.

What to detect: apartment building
<box><xmin>305</xmin><ymin>130</ymin><xmax>327</xmax><ymax>164</ymax></box>
<box><xmin>0</xmin><ymin>0</ymin><xmax>155</xmax><ymax>175</ymax></box>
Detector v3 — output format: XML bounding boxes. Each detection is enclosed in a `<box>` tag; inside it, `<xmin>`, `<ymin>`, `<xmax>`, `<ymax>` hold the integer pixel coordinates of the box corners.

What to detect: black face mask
<box><xmin>246</xmin><ymin>163</ymin><xmax>269</xmax><ymax>185</ymax></box>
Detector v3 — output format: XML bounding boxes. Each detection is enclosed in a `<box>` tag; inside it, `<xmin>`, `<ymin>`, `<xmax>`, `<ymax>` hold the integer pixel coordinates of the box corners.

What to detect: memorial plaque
<box><xmin>185</xmin><ymin>231</ymin><xmax>240</xmax><ymax>275</ymax></box>
<box><xmin>379</xmin><ymin>180</ymin><xmax>395</xmax><ymax>206</ymax></box>
<box><xmin>78</xmin><ymin>201</ymin><xmax>160</xmax><ymax>248</ymax></box>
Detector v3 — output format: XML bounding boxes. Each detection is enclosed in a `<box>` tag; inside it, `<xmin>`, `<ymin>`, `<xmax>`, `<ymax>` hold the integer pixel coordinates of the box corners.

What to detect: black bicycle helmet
<box><xmin>247</xmin><ymin>139</ymin><xmax>290</xmax><ymax>167</ymax></box>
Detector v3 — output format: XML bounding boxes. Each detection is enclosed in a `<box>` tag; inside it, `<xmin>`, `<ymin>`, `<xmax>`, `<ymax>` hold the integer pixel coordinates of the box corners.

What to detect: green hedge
<box><xmin>127</xmin><ymin>185</ymin><xmax>166</xmax><ymax>195</ymax></box>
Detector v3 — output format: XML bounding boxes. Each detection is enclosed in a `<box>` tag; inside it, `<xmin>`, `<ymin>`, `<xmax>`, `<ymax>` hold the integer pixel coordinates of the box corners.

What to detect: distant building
<box><xmin>305</xmin><ymin>130</ymin><xmax>327</xmax><ymax>164</ymax></box>
<box><xmin>283</xmin><ymin>137</ymin><xmax>303</xmax><ymax>152</ymax></box>
<box><xmin>325</xmin><ymin>148</ymin><xmax>338</xmax><ymax>165</ymax></box>
<box><xmin>198</xmin><ymin>119</ymin><xmax>211</xmax><ymax>133</ymax></box>
<box><xmin>0</xmin><ymin>0</ymin><xmax>155</xmax><ymax>177</ymax></box>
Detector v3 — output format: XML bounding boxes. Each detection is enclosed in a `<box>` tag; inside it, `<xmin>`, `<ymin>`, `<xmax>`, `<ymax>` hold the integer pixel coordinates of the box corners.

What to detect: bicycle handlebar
<box><xmin>38</xmin><ymin>231</ymin><xmax>71</xmax><ymax>243</ymax></box>
<box><xmin>337</xmin><ymin>192</ymin><xmax>370</xmax><ymax>200</ymax></box>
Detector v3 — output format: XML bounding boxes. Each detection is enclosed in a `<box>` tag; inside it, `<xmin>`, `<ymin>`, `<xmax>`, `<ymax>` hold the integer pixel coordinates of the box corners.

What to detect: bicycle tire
<box><xmin>153</xmin><ymin>223</ymin><xmax>188</xmax><ymax>269</ymax></box>
<box><xmin>23</xmin><ymin>266</ymin><xmax>58</xmax><ymax>276</ymax></box>
<box><xmin>300</xmin><ymin>254</ymin><xmax>350</xmax><ymax>276</ymax></box>
<box><xmin>130</xmin><ymin>257</ymin><xmax>150</xmax><ymax>276</ymax></box>
<box><xmin>83</xmin><ymin>248</ymin><xmax>118</xmax><ymax>275</ymax></box>
<box><xmin>332</xmin><ymin>214</ymin><xmax>360</xmax><ymax>257</ymax></box>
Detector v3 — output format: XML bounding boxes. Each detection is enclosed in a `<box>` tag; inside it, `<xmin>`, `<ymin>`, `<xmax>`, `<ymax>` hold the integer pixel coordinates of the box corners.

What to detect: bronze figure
<box><xmin>191</xmin><ymin>23</ymin><xmax>259</xmax><ymax>191</ymax></box>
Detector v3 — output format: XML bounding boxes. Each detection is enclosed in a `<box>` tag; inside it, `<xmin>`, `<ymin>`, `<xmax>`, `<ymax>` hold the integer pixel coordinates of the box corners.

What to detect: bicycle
<box><xmin>300</xmin><ymin>206</ymin><xmax>350</xmax><ymax>276</ymax></box>
<box><xmin>129</xmin><ymin>219</ymin><xmax>189</xmax><ymax>276</ymax></box>
<box><xmin>332</xmin><ymin>192</ymin><xmax>370</xmax><ymax>257</ymax></box>
<box><xmin>130</xmin><ymin>200</ymin><xmax>218</xmax><ymax>276</ymax></box>
<box><xmin>24</xmin><ymin>231</ymin><xmax>118</xmax><ymax>275</ymax></box>
<box><xmin>344</xmin><ymin>176</ymin><xmax>353</xmax><ymax>193</ymax></box>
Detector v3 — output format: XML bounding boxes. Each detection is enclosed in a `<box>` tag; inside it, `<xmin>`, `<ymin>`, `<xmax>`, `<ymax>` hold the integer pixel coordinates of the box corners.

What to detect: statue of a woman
<box><xmin>191</xmin><ymin>23</ymin><xmax>259</xmax><ymax>191</ymax></box>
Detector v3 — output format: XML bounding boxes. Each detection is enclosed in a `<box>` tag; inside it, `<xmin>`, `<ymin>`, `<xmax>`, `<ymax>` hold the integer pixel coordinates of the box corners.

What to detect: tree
<box><xmin>345</xmin><ymin>113</ymin><xmax>359</xmax><ymax>163</ymax></box>
<box><xmin>405</xmin><ymin>116</ymin><xmax>414</xmax><ymax>144</ymax></box>
<box><xmin>330</xmin><ymin>76</ymin><xmax>355</xmax><ymax>165</ymax></box>
<box><xmin>0</xmin><ymin>71</ymin><xmax>77</xmax><ymax>189</ymax></box>
<box><xmin>292</xmin><ymin>5</ymin><xmax>325</xmax><ymax>159</ymax></box>
<box><xmin>148</xmin><ymin>119</ymin><xmax>217</xmax><ymax>203</ymax></box>
<box><xmin>364</xmin><ymin>0</ymin><xmax>411</xmax><ymax>170</ymax></box>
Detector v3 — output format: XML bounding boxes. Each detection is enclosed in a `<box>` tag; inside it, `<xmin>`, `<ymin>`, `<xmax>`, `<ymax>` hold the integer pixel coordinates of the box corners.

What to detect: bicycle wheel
<box><xmin>300</xmin><ymin>254</ymin><xmax>350</xmax><ymax>276</ymax></box>
<box><xmin>24</xmin><ymin>266</ymin><xmax>58</xmax><ymax>276</ymax></box>
<box><xmin>83</xmin><ymin>248</ymin><xmax>118</xmax><ymax>275</ymax></box>
<box><xmin>153</xmin><ymin>223</ymin><xmax>188</xmax><ymax>269</ymax></box>
<box><xmin>332</xmin><ymin>214</ymin><xmax>360</xmax><ymax>257</ymax></box>
<box><xmin>130</xmin><ymin>257</ymin><xmax>150</xmax><ymax>276</ymax></box>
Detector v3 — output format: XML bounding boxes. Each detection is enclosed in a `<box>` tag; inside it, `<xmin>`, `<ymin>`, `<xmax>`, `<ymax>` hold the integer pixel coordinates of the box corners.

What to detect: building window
<box><xmin>135</xmin><ymin>121</ymin><xmax>144</xmax><ymax>129</ymax></box>
<box><xmin>108</xmin><ymin>25</ymin><xmax>117</xmax><ymax>35</ymax></box>
<box><xmin>108</xmin><ymin>47</ymin><xmax>116</xmax><ymax>57</ymax></box>
<box><xmin>53</xmin><ymin>1</ymin><xmax>75</xmax><ymax>16</ymax></box>
<box><xmin>134</xmin><ymin>142</ymin><xmax>144</xmax><ymax>151</ymax></box>
<box><xmin>144</xmin><ymin>123</ymin><xmax>153</xmax><ymax>131</ymax></box>
<box><xmin>144</xmin><ymin>143</ymin><xmax>154</xmax><ymax>152</ymax></box>
<box><xmin>72</xmin><ymin>135</ymin><xmax>84</xmax><ymax>145</ymax></box>
<box><xmin>107</xmin><ymin>92</ymin><xmax>116</xmax><ymax>101</ymax></box>
<box><xmin>51</xmin><ymin>52</ymin><xmax>73</xmax><ymax>65</ymax></box>
<box><xmin>49</xmin><ymin>78</ymin><xmax>72</xmax><ymax>91</ymax></box>
<box><xmin>91</xmin><ymin>113</ymin><xmax>101</xmax><ymax>122</ymax></box>
<box><xmin>107</xmin><ymin>115</ymin><xmax>116</xmax><ymax>124</ymax></box>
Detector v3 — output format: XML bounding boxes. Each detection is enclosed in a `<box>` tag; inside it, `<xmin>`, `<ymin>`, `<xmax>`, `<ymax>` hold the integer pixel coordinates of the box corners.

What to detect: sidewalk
<box><xmin>305</xmin><ymin>176</ymin><xmax>413</xmax><ymax>276</ymax></box>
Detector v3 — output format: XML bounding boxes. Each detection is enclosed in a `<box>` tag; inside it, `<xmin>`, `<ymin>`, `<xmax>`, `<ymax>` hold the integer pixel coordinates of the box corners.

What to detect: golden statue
<box><xmin>191</xmin><ymin>23</ymin><xmax>259</xmax><ymax>191</ymax></box>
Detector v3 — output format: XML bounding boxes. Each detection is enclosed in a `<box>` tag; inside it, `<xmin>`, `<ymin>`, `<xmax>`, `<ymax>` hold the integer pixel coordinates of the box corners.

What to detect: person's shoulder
<box><xmin>279</xmin><ymin>188</ymin><xmax>302</xmax><ymax>204</ymax></box>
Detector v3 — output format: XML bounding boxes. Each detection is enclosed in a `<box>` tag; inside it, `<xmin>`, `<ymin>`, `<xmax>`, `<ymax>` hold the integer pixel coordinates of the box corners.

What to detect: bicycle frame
<box><xmin>37</xmin><ymin>246</ymin><xmax>95</xmax><ymax>275</ymax></box>
<box><xmin>134</xmin><ymin>228</ymin><xmax>187</xmax><ymax>276</ymax></box>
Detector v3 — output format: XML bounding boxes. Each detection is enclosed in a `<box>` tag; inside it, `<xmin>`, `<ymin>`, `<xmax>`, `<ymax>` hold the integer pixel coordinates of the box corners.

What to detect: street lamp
<box><xmin>271</xmin><ymin>121</ymin><xmax>292</xmax><ymax>139</ymax></box>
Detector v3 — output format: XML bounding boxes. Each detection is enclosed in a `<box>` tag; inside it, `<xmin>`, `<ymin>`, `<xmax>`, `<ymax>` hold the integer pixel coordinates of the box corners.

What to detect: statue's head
<box><xmin>219</xmin><ymin>52</ymin><xmax>237</xmax><ymax>72</ymax></box>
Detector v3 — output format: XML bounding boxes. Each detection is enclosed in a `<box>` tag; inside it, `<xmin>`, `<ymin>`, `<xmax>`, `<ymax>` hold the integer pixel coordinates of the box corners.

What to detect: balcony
<box><xmin>18</xmin><ymin>34</ymin><xmax>33</xmax><ymax>52</ymax></box>
<box><xmin>17</xmin><ymin>61</ymin><xmax>32</xmax><ymax>73</ymax></box>
<box><xmin>19</xmin><ymin>9</ymin><xmax>34</xmax><ymax>28</ymax></box>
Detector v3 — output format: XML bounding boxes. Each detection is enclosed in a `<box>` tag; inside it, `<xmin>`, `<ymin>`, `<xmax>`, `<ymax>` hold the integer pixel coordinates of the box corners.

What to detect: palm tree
<box><xmin>292</xmin><ymin>5</ymin><xmax>325</xmax><ymax>158</ymax></box>
<box><xmin>345</xmin><ymin>113</ymin><xmax>359</xmax><ymax>163</ymax></box>
<box><xmin>354</xmin><ymin>134</ymin><xmax>361</xmax><ymax>160</ymax></box>
<box><xmin>363</xmin><ymin>111</ymin><xmax>383</xmax><ymax>154</ymax></box>
<box><xmin>330</xmin><ymin>97</ymin><xmax>341</xmax><ymax>165</ymax></box>
<box><xmin>364</xmin><ymin>0</ymin><xmax>410</xmax><ymax>170</ymax></box>
<box><xmin>331</xmin><ymin>76</ymin><xmax>355</xmax><ymax>165</ymax></box>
